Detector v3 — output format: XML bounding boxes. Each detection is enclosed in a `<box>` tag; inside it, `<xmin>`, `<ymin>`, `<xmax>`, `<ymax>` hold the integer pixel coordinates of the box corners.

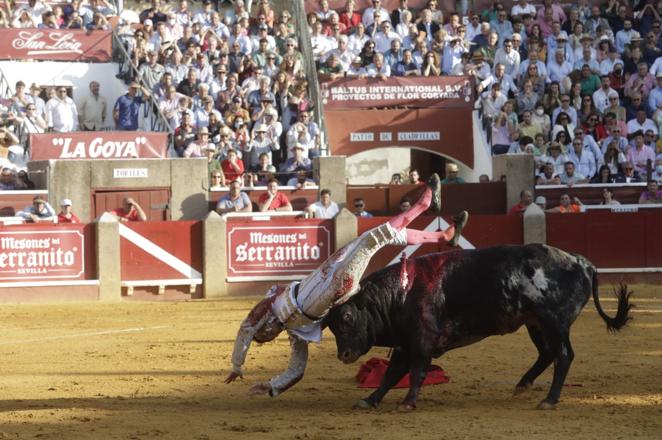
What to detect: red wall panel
<box><xmin>120</xmin><ymin>221</ymin><xmax>202</xmax><ymax>281</ymax></box>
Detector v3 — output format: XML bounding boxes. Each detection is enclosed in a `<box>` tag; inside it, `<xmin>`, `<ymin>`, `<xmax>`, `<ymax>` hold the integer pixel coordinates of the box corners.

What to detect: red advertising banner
<box><xmin>321</xmin><ymin>76</ymin><xmax>474</xmax><ymax>110</ymax></box>
<box><xmin>29</xmin><ymin>131</ymin><xmax>169</xmax><ymax>160</ymax></box>
<box><xmin>0</xmin><ymin>29</ymin><xmax>112</xmax><ymax>62</ymax></box>
<box><xmin>226</xmin><ymin>218</ymin><xmax>334</xmax><ymax>280</ymax></box>
<box><xmin>326</xmin><ymin>107</ymin><xmax>474</xmax><ymax>167</ymax></box>
<box><xmin>0</xmin><ymin>226</ymin><xmax>86</xmax><ymax>281</ymax></box>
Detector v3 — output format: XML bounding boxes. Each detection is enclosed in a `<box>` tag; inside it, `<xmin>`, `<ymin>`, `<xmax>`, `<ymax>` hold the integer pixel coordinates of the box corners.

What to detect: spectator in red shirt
<box><xmin>509</xmin><ymin>190</ymin><xmax>534</xmax><ymax>214</ymax></box>
<box><xmin>339</xmin><ymin>0</ymin><xmax>361</xmax><ymax>30</ymax></box>
<box><xmin>57</xmin><ymin>199</ymin><xmax>81</xmax><ymax>223</ymax></box>
<box><xmin>258</xmin><ymin>178</ymin><xmax>293</xmax><ymax>212</ymax></box>
<box><xmin>110</xmin><ymin>197</ymin><xmax>147</xmax><ymax>222</ymax></box>
<box><xmin>221</xmin><ymin>148</ymin><xmax>245</xmax><ymax>183</ymax></box>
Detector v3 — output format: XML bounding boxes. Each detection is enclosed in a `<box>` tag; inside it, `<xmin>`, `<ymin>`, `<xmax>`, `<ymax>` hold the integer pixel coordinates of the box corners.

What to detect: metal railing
<box><xmin>292</xmin><ymin>0</ymin><xmax>328</xmax><ymax>156</ymax></box>
<box><xmin>0</xmin><ymin>67</ymin><xmax>13</xmax><ymax>100</ymax></box>
<box><xmin>111</xmin><ymin>29</ymin><xmax>175</xmax><ymax>154</ymax></box>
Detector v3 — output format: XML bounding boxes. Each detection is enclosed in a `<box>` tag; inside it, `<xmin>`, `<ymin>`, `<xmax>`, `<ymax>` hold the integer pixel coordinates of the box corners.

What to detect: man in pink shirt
<box><xmin>627</xmin><ymin>130</ymin><xmax>656</xmax><ymax>177</ymax></box>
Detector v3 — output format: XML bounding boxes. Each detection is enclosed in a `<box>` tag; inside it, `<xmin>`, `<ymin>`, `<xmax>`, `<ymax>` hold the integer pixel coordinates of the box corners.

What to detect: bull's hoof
<box><xmin>513</xmin><ymin>383</ymin><xmax>531</xmax><ymax>396</ymax></box>
<box><xmin>428</xmin><ymin>173</ymin><xmax>441</xmax><ymax>212</ymax></box>
<box><xmin>353</xmin><ymin>399</ymin><xmax>376</xmax><ymax>410</ymax></box>
<box><xmin>449</xmin><ymin>211</ymin><xmax>468</xmax><ymax>247</ymax></box>
<box><xmin>396</xmin><ymin>402</ymin><xmax>416</xmax><ymax>412</ymax></box>
<box><xmin>536</xmin><ymin>400</ymin><xmax>557</xmax><ymax>410</ymax></box>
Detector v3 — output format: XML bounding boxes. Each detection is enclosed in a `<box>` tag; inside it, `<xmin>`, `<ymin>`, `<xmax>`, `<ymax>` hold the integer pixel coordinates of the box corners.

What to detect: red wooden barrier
<box><xmin>547</xmin><ymin>210</ymin><xmax>662</xmax><ymax>269</ymax></box>
<box><xmin>119</xmin><ymin>221</ymin><xmax>202</xmax><ymax>281</ymax></box>
<box><xmin>348</xmin><ymin>182</ymin><xmax>506</xmax><ymax>216</ymax></box>
<box><xmin>359</xmin><ymin>214</ymin><xmax>523</xmax><ymax>276</ymax></box>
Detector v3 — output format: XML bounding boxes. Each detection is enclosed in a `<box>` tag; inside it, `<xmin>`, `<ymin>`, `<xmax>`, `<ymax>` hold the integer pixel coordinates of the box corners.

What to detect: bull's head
<box><xmin>326</xmin><ymin>300</ymin><xmax>375</xmax><ymax>364</ymax></box>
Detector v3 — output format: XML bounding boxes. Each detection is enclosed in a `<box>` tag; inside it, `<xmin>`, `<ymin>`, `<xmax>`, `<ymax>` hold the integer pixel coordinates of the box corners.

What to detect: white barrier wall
<box><xmin>0</xmin><ymin>61</ymin><xmax>129</xmax><ymax>129</ymax></box>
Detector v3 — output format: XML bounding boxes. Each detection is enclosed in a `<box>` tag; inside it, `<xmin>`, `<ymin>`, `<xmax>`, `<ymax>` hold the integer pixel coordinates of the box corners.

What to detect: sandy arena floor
<box><xmin>0</xmin><ymin>285</ymin><xmax>660</xmax><ymax>440</ymax></box>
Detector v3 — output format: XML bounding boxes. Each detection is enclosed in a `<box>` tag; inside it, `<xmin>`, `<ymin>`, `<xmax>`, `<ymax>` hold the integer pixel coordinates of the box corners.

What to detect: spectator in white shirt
<box><xmin>592</xmin><ymin>75</ymin><xmax>618</xmax><ymax>114</ymax></box>
<box><xmin>465</xmin><ymin>13</ymin><xmax>481</xmax><ymax>43</ymax></box>
<box><xmin>552</xmin><ymin>94</ymin><xmax>578</xmax><ymax>127</ymax></box>
<box><xmin>627</xmin><ymin>108</ymin><xmax>658</xmax><ymax>136</ymax></box>
<box><xmin>442</xmin><ymin>37</ymin><xmax>468</xmax><ymax>75</ymax></box>
<box><xmin>323</xmin><ymin>35</ymin><xmax>353</xmax><ymax>71</ymax></box>
<box><xmin>481</xmin><ymin>83</ymin><xmax>507</xmax><ymax>120</ymax></box>
<box><xmin>511</xmin><ymin>0</ymin><xmax>536</xmax><ymax>19</ymax></box>
<box><xmin>245</xmin><ymin>123</ymin><xmax>279</xmax><ymax>169</ymax></box>
<box><xmin>567</xmin><ymin>137</ymin><xmax>597</xmax><ymax>179</ymax></box>
<box><xmin>310</xmin><ymin>21</ymin><xmax>332</xmax><ymax>61</ymax></box>
<box><xmin>192</xmin><ymin>0</ymin><xmax>213</xmax><ymax>27</ymax></box>
<box><xmin>347</xmin><ymin>22</ymin><xmax>370</xmax><ymax>55</ymax></box>
<box><xmin>615</xmin><ymin>18</ymin><xmax>639</xmax><ymax>55</ymax></box>
<box><xmin>364</xmin><ymin>53</ymin><xmax>391</xmax><ymax>79</ymax></box>
<box><xmin>374</xmin><ymin>21</ymin><xmax>401</xmax><ymax>54</ymax></box>
<box><xmin>494</xmin><ymin>38</ymin><xmax>520</xmax><ymax>78</ymax></box>
<box><xmin>172</xmin><ymin>0</ymin><xmax>191</xmax><ymax>28</ymax></box>
<box><xmin>305</xmin><ymin>189</ymin><xmax>339</xmax><ymax>219</ymax></box>
<box><xmin>599</xmin><ymin>47</ymin><xmax>623</xmax><ymax>76</ymax></box>
<box><xmin>362</xmin><ymin>0</ymin><xmax>390</xmax><ymax>29</ymax></box>
<box><xmin>479</xmin><ymin>63</ymin><xmax>517</xmax><ymax>97</ymax></box>
<box><xmin>16</xmin><ymin>0</ymin><xmax>51</xmax><ymax>26</ymax></box>
<box><xmin>573</xmin><ymin>45</ymin><xmax>600</xmax><ymax>73</ymax></box>
<box><xmin>547</xmin><ymin>49</ymin><xmax>574</xmax><ymax>93</ymax></box>
<box><xmin>47</xmin><ymin>87</ymin><xmax>78</xmax><ymax>132</ymax></box>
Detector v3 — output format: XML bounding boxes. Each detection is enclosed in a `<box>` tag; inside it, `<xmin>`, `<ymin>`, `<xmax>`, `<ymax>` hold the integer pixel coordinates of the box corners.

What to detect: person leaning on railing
<box><xmin>17</xmin><ymin>196</ymin><xmax>57</xmax><ymax>223</ymax></box>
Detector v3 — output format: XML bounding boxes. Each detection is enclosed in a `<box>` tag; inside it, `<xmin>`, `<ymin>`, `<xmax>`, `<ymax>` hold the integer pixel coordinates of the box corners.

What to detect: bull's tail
<box><xmin>591</xmin><ymin>271</ymin><xmax>633</xmax><ymax>332</ymax></box>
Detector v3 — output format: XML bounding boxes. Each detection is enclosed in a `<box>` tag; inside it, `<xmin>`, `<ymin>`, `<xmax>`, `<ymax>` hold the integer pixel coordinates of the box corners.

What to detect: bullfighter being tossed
<box><xmin>225</xmin><ymin>173</ymin><xmax>468</xmax><ymax>396</ymax></box>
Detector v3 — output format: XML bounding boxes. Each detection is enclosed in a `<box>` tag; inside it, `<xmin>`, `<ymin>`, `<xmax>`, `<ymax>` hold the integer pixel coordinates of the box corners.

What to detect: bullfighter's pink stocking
<box><xmin>387</xmin><ymin>187</ymin><xmax>431</xmax><ymax>230</ymax></box>
<box><xmin>405</xmin><ymin>226</ymin><xmax>455</xmax><ymax>245</ymax></box>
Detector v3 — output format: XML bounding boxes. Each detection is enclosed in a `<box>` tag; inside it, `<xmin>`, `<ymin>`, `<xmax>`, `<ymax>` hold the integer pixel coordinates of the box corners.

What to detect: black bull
<box><xmin>324</xmin><ymin>244</ymin><xmax>632</xmax><ymax>410</ymax></box>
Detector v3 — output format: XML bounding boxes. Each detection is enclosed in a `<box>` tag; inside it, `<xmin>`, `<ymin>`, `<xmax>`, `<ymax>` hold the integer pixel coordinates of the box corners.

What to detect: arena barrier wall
<box><xmin>2</xmin><ymin>207</ymin><xmax>661</xmax><ymax>302</ymax></box>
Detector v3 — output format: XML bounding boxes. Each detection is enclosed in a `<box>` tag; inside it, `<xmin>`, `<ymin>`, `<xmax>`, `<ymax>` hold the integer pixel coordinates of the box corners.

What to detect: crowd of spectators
<box><xmin>0</xmin><ymin>0</ymin><xmax>322</xmax><ymax>190</ymax></box>
<box><xmin>110</xmin><ymin>0</ymin><xmax>322</xmax><ymax>188</ymax></box>
<box><xmin>465</xmin><ymin>0</ymin><xmax>662</xmax><ymax>185</ymax></box>
<box><xmin>308</xmin><ymin>0</ymin><xmax>662</xmax><ymax>188</ymax></box>
<box><xmin>0</xmin><ymin>0</ymin><xmax>114</xmax><ymax>30</ymax></box>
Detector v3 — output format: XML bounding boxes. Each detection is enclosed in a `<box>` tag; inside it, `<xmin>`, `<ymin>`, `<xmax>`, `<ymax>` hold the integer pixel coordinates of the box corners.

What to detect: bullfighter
<box><xmin>225</xmin><ymin>174</ymin><xmax>468</xmax><ymax>397</ymax></box>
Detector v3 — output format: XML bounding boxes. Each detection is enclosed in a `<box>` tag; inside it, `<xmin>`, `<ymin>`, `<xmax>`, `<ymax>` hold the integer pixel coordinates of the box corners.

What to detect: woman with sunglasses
<box><xmin>359</xmin><ymin>40</ymin><xmax>377</xmax><ymax>66</ymax></box>
<box><xmin>582</xmin><ymin>112</ymin><xmax>602</xmax><ymax>141</ymax></box>
<box><xmin>516</xmin><ymin>80</ymin><xmax>539</xmax><ymax>116</ymax></box>
<box><xmin>577</xmin><ymin>96</ymin><xmax>597</xmax><ymax>124</ymax></box>
<box><xmin>552</xmin><ymin>111</ymin><xmax>575</xmax><ymax>142</ymax></box>
<box><xmin>421</xmin><ymin>51</ymin><xmax>441</xmax><ymax>77</ymax></box>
